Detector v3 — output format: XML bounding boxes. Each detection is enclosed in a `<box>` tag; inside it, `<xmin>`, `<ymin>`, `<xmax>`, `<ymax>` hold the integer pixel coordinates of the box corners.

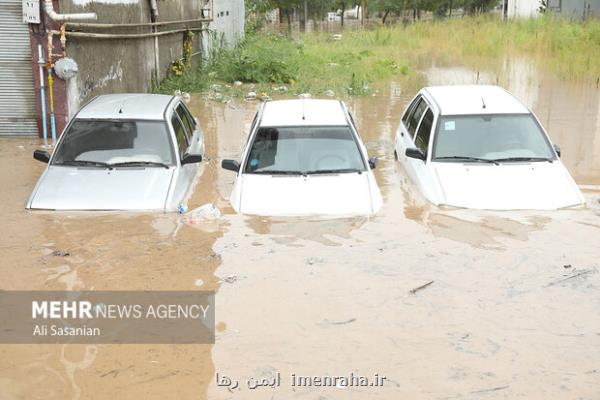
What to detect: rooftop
<box><xmin>260</xmin><ymin>99</ymin><xmax>348</xmax><ymax>127</ymax></box>
<box><xmin>425</xmin><ymin>85</ymin><xmax>530</xmax><ymax>116</ymax></box>
<box><xmin>76</xmin><ymin>94</ymin><xmax>175</xmax><ymax>120</ymax></box>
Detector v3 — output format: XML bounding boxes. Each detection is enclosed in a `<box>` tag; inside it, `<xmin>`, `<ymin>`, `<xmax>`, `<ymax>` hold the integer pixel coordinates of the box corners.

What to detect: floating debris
<box><xmin>318</xmin><ymin>318</ymin><xmax>356</xmax><ymax>327</ymax></box>
<box><xmin>221</xmin><ymin>275</ymin><xmax>237</xmax><ymax>284</ymax></box>
<box><xmin>547</xmin><ymin>268</ymin><xmax>597</xmax><ymax>287</ymax></box>
<box><xmin>409</xmin><ymin>280</ymin><xmax>434</xmax><ymax>294</ymax></box>
<box><xmin>259</xmin><ymin>92</ymin><xmax>272</xmax><ymax>102</ymax></box>
<box><xmin>306</xmin><ymin>257</ymin><xmax>324</xmax><ymax>266</ymax></box>
<box><xmin>184</xmin><ymin>204</ymin><xmax>221</xmax><ymax>224</ymax></box>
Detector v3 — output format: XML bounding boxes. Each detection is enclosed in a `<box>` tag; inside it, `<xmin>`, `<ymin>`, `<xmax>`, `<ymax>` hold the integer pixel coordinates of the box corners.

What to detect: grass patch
<box><xmin>156</xmin><ymin>15</ymin><xmax>600</xmax><ymax>99</ymax></box>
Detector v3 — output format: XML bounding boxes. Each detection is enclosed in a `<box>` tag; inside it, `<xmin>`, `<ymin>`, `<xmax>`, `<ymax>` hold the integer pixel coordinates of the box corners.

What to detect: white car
<box><xmin>394</xmin><ymin>85</ymin><xmax>584</xmax><ymax>210</ymax></box>
<box><xmin>27</xmin><ymin>94</ymin><xmax>205</xmax><ymax>211</ymax></box>
<box><xmin>221</xmin><ymin>99</ymin><xmax>382</xmax><ymax>216</ymax></box>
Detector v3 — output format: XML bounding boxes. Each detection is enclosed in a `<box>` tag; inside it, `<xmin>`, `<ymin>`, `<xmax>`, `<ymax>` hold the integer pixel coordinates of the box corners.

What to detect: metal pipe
<box><xmin>48</xmin><ymin>67</ymin><xmax>57</xmax><ymax>143</ymax></box>
<box><xmin>50</xmin><ymin>27</ymin><xmax>207</xmax><ymax>39</ymax></box>
<box><xmin>149</xmin><ymin>0</ymin><xmax>160</xmax><ymax>86</ymax></box>
<box><xmin>47</xmin><ymin>33</ymin><xmax>57</xmax><ymax>143</ymax></box>
<box><xmin>62</xmin><ymin>18</ymin><xmax>211</xmax><ymax>29</ymax></box>
<box><xmin>44</xmin><ymin>0</ymin><xmax>97</xmax><ymax>21</ymax></box>
<box><xmin>150</xmin><ymin>0</ymin><xmax>159</xmax><ymax>19</ymax></box>
<box><xmin>37</xmin><ymin>45</ymin><xmax>48</xmax><ymax>146</ymax></box>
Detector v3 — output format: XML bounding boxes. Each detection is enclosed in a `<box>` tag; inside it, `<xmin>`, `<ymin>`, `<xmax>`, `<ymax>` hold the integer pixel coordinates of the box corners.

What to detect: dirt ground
<box><xmin>0</xmin><ymin>61</ymin><xmax>599</xmax><ymax>399</ymax></box>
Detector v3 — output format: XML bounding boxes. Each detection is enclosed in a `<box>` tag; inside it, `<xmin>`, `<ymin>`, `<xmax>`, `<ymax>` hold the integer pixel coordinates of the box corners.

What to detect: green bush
<box><xmin>212</xmin><ymin>34</ymin><xmax>301</xmax><ymax>84</ymax></box>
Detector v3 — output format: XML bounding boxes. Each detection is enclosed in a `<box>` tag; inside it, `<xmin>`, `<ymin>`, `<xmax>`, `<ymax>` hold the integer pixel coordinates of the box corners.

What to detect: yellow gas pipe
<box><xmin>47</xmin><ymin>25</ymin><xmax>67</xmax><ymax>144</ymax></box>
<box><xmin>47</xmin><ymin>32</ymin><xmax>57</xmax><ymax>144</ymax></box>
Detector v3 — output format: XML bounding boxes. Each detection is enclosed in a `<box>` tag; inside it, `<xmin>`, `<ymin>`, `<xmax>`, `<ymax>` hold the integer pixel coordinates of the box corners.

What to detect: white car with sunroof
<box><xmin>395</xmin><ymin>85</ymin><xmax>584</xmax><ymax>210</ymax></box>
<box><xmin>221</xmin><ymin>99</ymin><xmax>382</xmax><ymax>216</ymax></box>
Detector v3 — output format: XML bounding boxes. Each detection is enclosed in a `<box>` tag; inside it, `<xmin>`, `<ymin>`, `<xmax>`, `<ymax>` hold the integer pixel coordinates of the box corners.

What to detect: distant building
<box><xmin>505</xmin><ymin>0</ymin><xmax>542</xmax><ymax>18</ymax></box>
<box><xmin>547</xmin><ymin>0</ymin><xmax>600</xmax><ymax>18</ymax></box>
<box><xmin>209</xmin><ymin>0</ymin><xmax>245</xmax><ymax>47</ymax></box>
<box><xmin>343</xmin><ymin>5</ymin><xmax>362</xmax><ymax>20</ymax></box>
<box><xmin>327</xmin><ymin>12</ymin><xmax>341</xmax><ymax>22</ymax></box>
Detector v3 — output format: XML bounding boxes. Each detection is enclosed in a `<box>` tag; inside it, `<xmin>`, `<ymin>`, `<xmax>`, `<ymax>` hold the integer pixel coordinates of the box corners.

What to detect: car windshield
<box><xmin>244</xmin><ymin>126</ymin><xmax>366</xmax><ymax>174</ymax></box>
<box><xmin>433</xmin><ymin>114</ymin><xmax>555</xmax><ymax>162</ymax></box>
<box><xmin>52</xmin><ymin>120</ymin><xmax>175</xmax><ymax>166</ymax></box>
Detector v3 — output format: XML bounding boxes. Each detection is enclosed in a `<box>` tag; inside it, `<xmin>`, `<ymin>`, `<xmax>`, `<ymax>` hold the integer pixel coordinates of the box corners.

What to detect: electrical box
<box><xmin>22</xmin><ymin>0</ymin><xmax>40</xmax><ymax>24</ymax></box>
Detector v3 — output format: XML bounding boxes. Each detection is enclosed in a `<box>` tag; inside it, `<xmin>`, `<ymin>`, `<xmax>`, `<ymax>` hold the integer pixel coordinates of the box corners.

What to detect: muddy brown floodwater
<box><xmin>1</xmin><ymin>61</ymin><xmax>600</xmax><ymax>400</ymax></box>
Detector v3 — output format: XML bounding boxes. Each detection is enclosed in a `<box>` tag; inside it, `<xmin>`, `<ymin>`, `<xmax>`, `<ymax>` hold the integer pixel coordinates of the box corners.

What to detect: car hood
<box><xmin>432</xmin><ymin>161</ymin><xmax>584</xmax><ymax>210</ymax></box>
<box><xmin>237</xmin><ymin>172</ymin><xmax>381</xmax><ymax>216</ymax></box>
<box><xmin>27</xmin><ymin>166</ymin><xmax>174</xmax><ymax>211</ymax></box>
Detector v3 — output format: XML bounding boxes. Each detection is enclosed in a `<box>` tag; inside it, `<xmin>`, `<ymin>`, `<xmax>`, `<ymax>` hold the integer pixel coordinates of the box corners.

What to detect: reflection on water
<box><xmin>0</xmin><ymin>55</ymin><xmax>599</xmax><ymax>400</ymax></box>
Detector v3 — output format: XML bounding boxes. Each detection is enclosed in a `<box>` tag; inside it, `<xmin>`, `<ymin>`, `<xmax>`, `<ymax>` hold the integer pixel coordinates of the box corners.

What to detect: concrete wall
<box><xmin>547</xmin><ymin>0</ymin><xmax>600</xmax><ymax>18</ymax></box>
<box><xmin>506</xmin><ymin>0</ymin><xmax>541</xmax><ymax>17</ymax></box>
<box><xmin>31</xmin><ymin>0</ymin><xmax>244</xmax><ymax>136</ymax></box>
<box><xmin>564</xmin><ymin>0</ymin><xmax>600</xmax><ymax>18</ymax></box>
<box><xmin>209</xmin><ymin>0</ymin><xmax>245</xmax><ymax>46</ymax></box>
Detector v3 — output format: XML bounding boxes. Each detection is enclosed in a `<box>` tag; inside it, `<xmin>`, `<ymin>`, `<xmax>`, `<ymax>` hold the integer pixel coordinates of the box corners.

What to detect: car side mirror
<box><xmin>181</xmin><ymin>153</ymin><xmax>202</xmax><ymax>165</ymax></box>
<box><xmin>222</xmin><ymin>159</ymin><xmax>240</xmax><ymax>172</ymax></box>
<box><xmin>33</xmin><ymin>149</ymin><xmax>50</xmax><ymax>164</ymax></box>
<box><xmin>553</xmin><ymin>144</ymin><xmax>561</xmax><ymax>158</ymax></box>
<box><xmin>368</xmin><ymin>157</ymin><xmax>378</xmax><ymax>169</ymax></box>
<box><xmin>405</xmin><ymin>147</ymin><xmax>426</xmax><ymax>161</ymax></box>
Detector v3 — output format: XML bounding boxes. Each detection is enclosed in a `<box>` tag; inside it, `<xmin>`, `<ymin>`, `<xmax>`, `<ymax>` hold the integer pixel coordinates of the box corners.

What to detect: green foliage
<box><xmin>156</xmin><ymin>16</ymin><xmax>600</xmax><ymax>98</ymax></box>
<box><xmin>212</xmin><ymin>34</ymin><xmax>301</xmax><ymax>83</ymax></box>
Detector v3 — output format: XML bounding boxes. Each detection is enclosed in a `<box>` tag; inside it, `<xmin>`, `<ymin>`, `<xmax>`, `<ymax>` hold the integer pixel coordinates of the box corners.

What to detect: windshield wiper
<box><xmin>435</xmin><ymin>156</ymin><xmax>499</xmax><ymax>166</ymax></box>
<box><xmin>252</xmin><ymin>170</ymin><xmax>303</xmax><ymax>175</ymax></box>
<box><xmin>491</xmin><ymin>157</ymin><xmax>553</xmax><ymax>163</ymax></box>
<box><xmin>304</xmin><ymin>168</ymin><xmax>363</xmax><ymax>175</ymax></box>
<box><xmin>110</xmin><ymin>161</ymin><xmax>170</xmax><ymax>169</ymax></box>
<box><xmin>55</xmin><ymin>160</ymin><xmax>112</xmax><ymax>169</ymax></box>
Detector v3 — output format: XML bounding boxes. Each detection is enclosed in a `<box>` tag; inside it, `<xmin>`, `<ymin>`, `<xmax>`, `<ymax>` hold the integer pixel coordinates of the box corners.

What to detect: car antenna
<box><xmin>302</xmin><ymin>98</ymin><xmax>306</xmax><ymax>121</ymax></box>
<box><xmin>481</xmin><ymin>97</ymin><xmax>487</xmax><ymax>109</ymax></box>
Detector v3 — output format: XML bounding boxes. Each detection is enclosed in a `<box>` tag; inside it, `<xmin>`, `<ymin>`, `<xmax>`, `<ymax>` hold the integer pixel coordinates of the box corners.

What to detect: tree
<box><xmin>372</xmin><ymin>0</ymin><xmax>411</xmax><ymax>23</ymax></box>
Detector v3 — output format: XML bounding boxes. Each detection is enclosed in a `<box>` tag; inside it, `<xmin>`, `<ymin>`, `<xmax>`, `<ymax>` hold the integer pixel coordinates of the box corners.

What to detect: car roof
<box><xmin>76</xmin><ymin>94</ymin><xmax>175</xmax><ymax>120</ymax></box>
<box><xmin>424</xmin><ymin>85</ymin><xmax>530</xmax><ymax>116</ymax></box>
<box><xmin>260</xmin><ymin>99</ymin><xmax>348</xmax><ymax>127</ymax></box>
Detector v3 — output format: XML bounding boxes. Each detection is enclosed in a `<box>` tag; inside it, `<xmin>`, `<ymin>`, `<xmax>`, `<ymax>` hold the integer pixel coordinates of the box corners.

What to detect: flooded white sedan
<box><xmin>221</xmin><ymin>99</ymin><xmax>382</xmax><ymax>216</ymax></box>
<box><xmin>395</xmin><ymin>85</ymin><xmax>585</xmax><ymax>210</ymax></box>
<box><xmin>27</xmin><ymin>94</ymin><xmax>205</xmax><ymax>212</ymax></box>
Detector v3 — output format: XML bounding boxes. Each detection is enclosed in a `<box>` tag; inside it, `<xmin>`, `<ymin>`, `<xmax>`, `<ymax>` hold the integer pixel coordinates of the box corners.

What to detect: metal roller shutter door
<box><xmin>0</xmin><ymin>0</ymin><xmax>37</xmax><ymax>135</ymax></box>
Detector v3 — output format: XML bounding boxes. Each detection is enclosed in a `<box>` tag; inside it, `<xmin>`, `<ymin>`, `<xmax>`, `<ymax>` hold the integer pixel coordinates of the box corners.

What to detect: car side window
<box><xmin>171</xmin><ymin>113</ymin><xmax>189</xmax><ymax>157</ymax></box>
<box><xmin>406</xmin><ymin>98</ymin><xmax>428</xmax><ymax>138</ymax></box>
<box><xmin>246</xmin><ymin>112</ymin><xmax>259</xmax><ymax>145</ymax></box>
<box><xmin>414</xmin><ymin>108</ymin><xmax>434</xmax><ymax>155</ymax></box>
<box><xmin>175</xmin><ymin>104</ymin><xmax>194</xmax><ymax>141</ymax></box>
<box><xmin>402</xmin><ymin>96</ymin><xmax>420</xmax><ymax>125</ymax></box>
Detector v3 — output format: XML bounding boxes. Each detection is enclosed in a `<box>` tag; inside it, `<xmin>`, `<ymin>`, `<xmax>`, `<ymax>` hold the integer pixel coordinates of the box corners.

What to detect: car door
<box><xmin>176</xmin><ymin>102</ymin><xmax>204</xmax><ymax>156</ymax></box>
<box><xmin>168</xmin><ymin>105</ymin><xmax>199</xmax><ymax>209</ymax></box>
<box><xmin>408</xmin><ymin>107</ymin><xmax>435</xmax><ymax>195</ymax></box>
<box><xmin>396</xmin><ymin>95</ymin><xmax>428</xmax><ymax>181</ymax></box>
<box><xmin>230</xmin><ymin>108</ymin><xmax>263</xmax><ymax>212</ymax></box>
